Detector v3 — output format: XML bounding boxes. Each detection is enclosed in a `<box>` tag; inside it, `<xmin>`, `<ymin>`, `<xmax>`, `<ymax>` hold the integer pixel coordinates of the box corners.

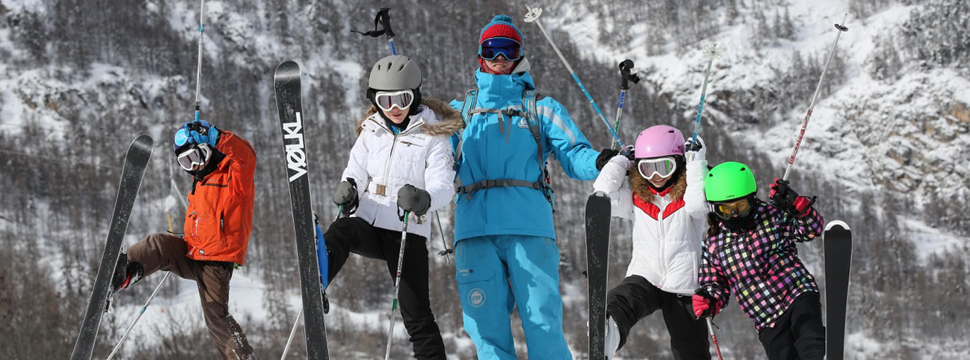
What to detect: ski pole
<box><xmin>192</xmin><ymin>0</ymin><xmax>207</xmax><ymax>122</ymax></box>
<box><xmin>281</xmin><ymin>206</ymin><xmax>343</xmax><ymax>360</ymax></box>
<box><xmin>354</xmin><ymin>8</ymin><xmax>397</xmax><ymax>55</ymax></box>
<box><xmin>611</xmin><ymin>59</ymin><xmax>639</xmax><ymax>149</ymax></box>
<box><xmin>523</xmin><ymin>6</ymin><xmax>624</xmax><ymax>147</ymax></box>
<box><xmin>106</xmin><ymin>272</ymin><xmax>171</xmax><ymax>360</ymax></box>
<box><xmin>107</xmin><ymin>162</ymin><xmax>186</xmax><ymax>359</ymax></box>
<box><xmin>690</xmin><ymin>43</ymin><xmax>723</xmax><ymax>148</ymax></box>
<box><xmin>384</xmin><ymin>211</ymin><xmax>410</xmax><ymax>360</ymax></box>
<box><xmin>434</xmin><ymin>211</ymin><xmax>452</xmax><ymax>263</ymax></box>
<box><xmin>706</xmin><ymin>318</ymin><xmax>724</xmax><ymax>360</ymax></box>
<box><xmin>782</xmin><ymin>14</ymin><xmax>849</xmax><ymax>181</ymax></box>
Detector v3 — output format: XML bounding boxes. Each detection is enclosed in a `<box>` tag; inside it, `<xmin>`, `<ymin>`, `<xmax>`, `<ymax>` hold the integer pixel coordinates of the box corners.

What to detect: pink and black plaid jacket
<box><xmin>698</xmin><ymin>200</ymin><xmax>824</xmax><ymax>332</ymax></box>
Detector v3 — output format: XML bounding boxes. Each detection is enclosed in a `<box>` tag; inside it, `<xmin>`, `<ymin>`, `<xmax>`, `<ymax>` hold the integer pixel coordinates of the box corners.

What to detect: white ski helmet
<box><xmin>368</xmin><ymin>55</ymin><xmax>422</xmax><ymax>91</ymax></box>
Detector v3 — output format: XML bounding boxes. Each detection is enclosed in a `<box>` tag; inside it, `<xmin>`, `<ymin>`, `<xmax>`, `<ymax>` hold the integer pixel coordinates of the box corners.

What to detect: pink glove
<box><xmin>692</xmin><ymin>288</ymin><xmax>722</xmax><ymax>319</ymax></box>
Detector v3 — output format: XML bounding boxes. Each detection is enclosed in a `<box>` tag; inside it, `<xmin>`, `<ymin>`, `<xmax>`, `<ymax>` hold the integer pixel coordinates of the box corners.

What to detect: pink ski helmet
<box><xmin>634</xmin><ymin>125</ymin><xmax>686</xmax><ymax>159</ymax></box>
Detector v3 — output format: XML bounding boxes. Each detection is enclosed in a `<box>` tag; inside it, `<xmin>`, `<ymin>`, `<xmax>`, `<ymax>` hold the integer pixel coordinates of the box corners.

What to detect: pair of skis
<box><xmin>583</xmin><ymin>193</ymin><xmax>853</xmax><ymax>359</ymax></box>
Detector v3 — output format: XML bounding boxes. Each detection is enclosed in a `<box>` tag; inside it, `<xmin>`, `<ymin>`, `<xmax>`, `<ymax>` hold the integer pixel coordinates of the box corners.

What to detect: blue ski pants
<box><xmin>454</xmin><ymin>235</ymin><xmax>572</xmax><ymax>360</ymax></box>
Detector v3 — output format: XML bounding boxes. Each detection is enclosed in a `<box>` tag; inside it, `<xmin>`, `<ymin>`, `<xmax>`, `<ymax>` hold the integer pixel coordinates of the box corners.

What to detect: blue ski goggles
<box><xmin>479</xmin><ymin>38</ymin><xmax>522</xmax><ymax>61</ymax></box>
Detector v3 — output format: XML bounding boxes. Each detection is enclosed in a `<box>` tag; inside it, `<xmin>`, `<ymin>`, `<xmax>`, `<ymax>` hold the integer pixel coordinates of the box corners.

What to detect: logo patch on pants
<box><xmin>467</xmin><ymin>288</ymin><xmax>487</xmax><ymax>308</ymax></box>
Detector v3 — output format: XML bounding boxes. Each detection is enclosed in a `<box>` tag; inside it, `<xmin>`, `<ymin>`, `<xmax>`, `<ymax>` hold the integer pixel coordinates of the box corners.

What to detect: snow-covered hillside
<box><xmin>1</xmin><ymin>0</ymin><xmax>968</xmax><ymax>359</ymax></box>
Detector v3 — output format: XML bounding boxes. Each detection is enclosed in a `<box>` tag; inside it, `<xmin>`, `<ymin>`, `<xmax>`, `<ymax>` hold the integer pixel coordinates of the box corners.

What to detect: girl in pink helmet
<box><xmin>591</xmin><ymin>124</ymin><xmax>712</xmax><ymax>359</ymax></box>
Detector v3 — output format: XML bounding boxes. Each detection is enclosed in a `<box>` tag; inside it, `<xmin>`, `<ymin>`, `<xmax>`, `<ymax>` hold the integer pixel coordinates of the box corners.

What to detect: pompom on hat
<box><xmin>479</xmin><ymin>15</ymin><xmax>523</xmax><ymax>45</ymax></box>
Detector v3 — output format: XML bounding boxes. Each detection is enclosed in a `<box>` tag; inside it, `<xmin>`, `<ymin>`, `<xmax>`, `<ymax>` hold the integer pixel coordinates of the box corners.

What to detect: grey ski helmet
<box><xmin>368</xmin><ymin>55</ymin><xmax>422</xmax><ymax>91</ymax></box>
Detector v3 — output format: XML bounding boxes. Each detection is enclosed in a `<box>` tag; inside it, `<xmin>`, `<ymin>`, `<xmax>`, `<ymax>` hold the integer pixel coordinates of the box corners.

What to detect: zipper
<box><xmin>658</xmin><ymin>196</ymin><xmax>668</xmax><ymax>286</ymax></box>
<box><xmin>375</xmin><ymin>116</ymin><xmax>424</xmax><ymax>192</ymax></box>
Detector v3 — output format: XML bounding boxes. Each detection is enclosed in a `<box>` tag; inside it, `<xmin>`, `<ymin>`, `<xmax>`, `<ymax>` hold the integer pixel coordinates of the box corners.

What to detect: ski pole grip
<box><xmin>378</xmin><ymin>8</ymin><xmax>394</xmax><ymax>37</ymax></box>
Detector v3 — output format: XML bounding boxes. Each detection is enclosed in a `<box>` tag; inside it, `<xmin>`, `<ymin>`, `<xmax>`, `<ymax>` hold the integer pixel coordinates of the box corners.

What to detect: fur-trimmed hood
<box><xmin>356</xmin><ymin>97</ymin><xmax>464</xmax><ymax>137</ymax></box>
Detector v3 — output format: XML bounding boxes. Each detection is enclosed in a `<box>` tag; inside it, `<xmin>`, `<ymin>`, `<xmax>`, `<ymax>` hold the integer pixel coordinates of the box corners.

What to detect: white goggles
<box><xmin>177</xmin><ymin>144</ymin><xmax>212</xmax><ymax>171</ymax></box>
<box><xmin>637</xmin><ymin>157</ymin><xmax>677</xmax><ymax>179</ymax></box>
<box><xmin>374</xmin><ymin>90</ymin><xmax>414</xmax><ymax>112</ymax></box>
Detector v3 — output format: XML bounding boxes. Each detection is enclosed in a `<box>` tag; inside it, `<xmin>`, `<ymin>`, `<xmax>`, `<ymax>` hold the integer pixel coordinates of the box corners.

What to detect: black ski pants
<box><xmin>324</xmin><ymin>217</ymin><xmax>446</xmax><ymax>360</ymax></box>
<box><xmin>606</xmin><ymin>275</ymin><xmax>711</xmax><ymax>360</ymax></box>
<box><xmin>758</xmin><ymin>292</ymin><xmax>826</xmax><ymax>360</ymax></box>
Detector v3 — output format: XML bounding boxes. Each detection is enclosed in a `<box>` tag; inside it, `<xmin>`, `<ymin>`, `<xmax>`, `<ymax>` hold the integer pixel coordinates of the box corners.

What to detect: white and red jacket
<box><xmin>341</xmin><ymin>99</ymin><xmax>461</xmax><ymax>238</ymax></box>
<box><xmin>592</xmin><ymin>154</ymin><xmax>709</xmax><ymax>295</ymax></box>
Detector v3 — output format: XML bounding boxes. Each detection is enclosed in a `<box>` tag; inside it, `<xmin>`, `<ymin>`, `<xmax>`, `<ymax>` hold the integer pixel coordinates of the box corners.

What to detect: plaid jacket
<box><xmin>698</xmin><ymin>200</ymin><xmax>823</xmax><ymax>331</ymax></box>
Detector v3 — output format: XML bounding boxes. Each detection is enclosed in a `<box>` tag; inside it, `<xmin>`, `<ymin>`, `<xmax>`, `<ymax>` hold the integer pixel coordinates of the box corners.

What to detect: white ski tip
<box><xmin>825</xmin><ymin>220</ymin><xmax>850</xmax><ymax>231</ymax></box>
<box><xmin>524</xmin><ymin>7</ymin><xmax>542</xmax><ymax>22</ymax></box>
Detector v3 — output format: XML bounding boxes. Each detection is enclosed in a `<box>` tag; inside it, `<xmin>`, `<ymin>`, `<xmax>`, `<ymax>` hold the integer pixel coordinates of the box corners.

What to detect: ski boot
<box><xmin>106</xmin><ymin>251</ymin><xmax>144</xmax><ymax>313</ymax></box>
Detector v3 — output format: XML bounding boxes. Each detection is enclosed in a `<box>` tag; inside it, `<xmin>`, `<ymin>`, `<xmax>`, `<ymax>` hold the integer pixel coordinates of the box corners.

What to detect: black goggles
<box><xmin>711</xmin><ymin>197</ymin><xmax>753</xmax><ymax>221</ymax></box>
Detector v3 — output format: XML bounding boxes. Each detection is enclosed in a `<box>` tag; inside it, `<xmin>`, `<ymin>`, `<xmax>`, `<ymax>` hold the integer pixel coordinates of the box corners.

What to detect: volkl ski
<box><xmin>274</xmin><ymin>60</ymin><xmax>330</xmax><ymax>360</ymax></box>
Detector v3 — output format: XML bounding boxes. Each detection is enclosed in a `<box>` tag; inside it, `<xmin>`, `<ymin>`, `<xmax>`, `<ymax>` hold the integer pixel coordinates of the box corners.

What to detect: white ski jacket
<box><xmin>341</xmin><ymin>99</ymin><xmax>461</xmax><ymax>238</ymax></box>
<box><xmin>592</xmin><ymin>152</ymin><xmax>709</xmax><ymax>295</ymax></box>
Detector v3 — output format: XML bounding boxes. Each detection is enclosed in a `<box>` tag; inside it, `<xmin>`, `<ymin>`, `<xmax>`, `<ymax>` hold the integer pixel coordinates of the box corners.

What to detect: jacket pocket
<box><xmin>455</xmin><ymin>267</ymin><xmax>497</xmax><ymax>316</ymax></box>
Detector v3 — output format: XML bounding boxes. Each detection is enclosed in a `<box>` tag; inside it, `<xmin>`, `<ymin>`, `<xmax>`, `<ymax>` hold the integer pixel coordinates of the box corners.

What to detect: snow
<box><xmin>3</xmin><ymin>0</ymin><xmax>969</xmax><ymax>358</ymax></box>
<box><xmin>904</xmin><ymin>218</ymin><xmax>966</xmax><ymax>262</ymax></box>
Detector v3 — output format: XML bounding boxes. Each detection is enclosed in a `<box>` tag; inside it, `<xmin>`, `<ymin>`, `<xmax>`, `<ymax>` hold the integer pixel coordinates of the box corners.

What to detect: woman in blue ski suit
<box><xmin>450</xmin><ymin>15</ymin><xmax>613</xmax><ymax>360</ymax></box>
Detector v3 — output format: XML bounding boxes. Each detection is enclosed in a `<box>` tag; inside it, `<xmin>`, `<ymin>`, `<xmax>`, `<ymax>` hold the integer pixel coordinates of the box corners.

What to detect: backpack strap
<box><xmin>455</xmin><ymin>89</ymin><xmax>478</xmax><ymax>169</ymax></box>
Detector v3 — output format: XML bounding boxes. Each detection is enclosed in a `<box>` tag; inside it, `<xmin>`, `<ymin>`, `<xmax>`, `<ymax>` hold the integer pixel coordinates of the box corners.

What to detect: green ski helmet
<box><xmin>705</xmin><ymin>161</ymin><xmax>757</xmax><ymax>202</ymax></box>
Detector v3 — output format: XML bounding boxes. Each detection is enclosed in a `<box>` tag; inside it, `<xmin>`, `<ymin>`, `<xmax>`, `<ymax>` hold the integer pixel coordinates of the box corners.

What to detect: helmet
<box><xmin>705</xmin><ymin>161</ymin><xmax>758</xmax><ymax>202</ymax></box>
<box><xmin>634</xmin><ymin>125</ymin><xmax>685</xmax><ymax>159</ymax></box>
<box><xmin>368</xmin><ymin>55</ymin><xmax>422</xmax><ymax>91</ymax></box>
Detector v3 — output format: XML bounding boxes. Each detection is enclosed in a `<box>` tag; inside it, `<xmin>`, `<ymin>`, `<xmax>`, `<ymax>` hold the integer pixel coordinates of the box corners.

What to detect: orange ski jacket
<box><xmin>183</xmin><ymin>131</ymin><xmax>257</xmax><ymax>265</ymax></box>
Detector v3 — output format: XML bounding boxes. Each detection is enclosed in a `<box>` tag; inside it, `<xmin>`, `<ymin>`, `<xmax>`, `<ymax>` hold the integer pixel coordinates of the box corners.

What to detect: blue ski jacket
<box><xmin>450</xmin><ymin>63</ymin><xmax>600</xmax><ymax>242</ymax></box>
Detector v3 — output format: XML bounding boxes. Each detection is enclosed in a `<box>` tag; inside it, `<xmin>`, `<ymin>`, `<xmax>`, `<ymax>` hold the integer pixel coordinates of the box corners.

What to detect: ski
<box><xmin>71</xmin><ymin>135</ymin><xmax>154</xmax><ymax>360</ymax></box>
<box><xmin>585</xmin><ymin>191</ymin><xmax>613</xmax><ymax>360</ymax></box>
<box><xmin>823</xmin><ymin>220</ymin><xmax>852</xmax><ymax>360</ymax></box>
<box><xmin>274</xmin><ymin>60</ymin><xmax>330</xmax><ymax>360</ymax></box>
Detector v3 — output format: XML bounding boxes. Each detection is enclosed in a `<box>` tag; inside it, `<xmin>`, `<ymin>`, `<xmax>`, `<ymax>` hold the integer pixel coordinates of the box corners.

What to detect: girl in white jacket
<box><xmin>320</xmin><ymin>55</ymin><xmax>460</xmax><ymax>360</ymax></box>
<box><xmin>592</xmin><ymin>125</ymin><xmax>711</xmax><ymax>359</ymax></box>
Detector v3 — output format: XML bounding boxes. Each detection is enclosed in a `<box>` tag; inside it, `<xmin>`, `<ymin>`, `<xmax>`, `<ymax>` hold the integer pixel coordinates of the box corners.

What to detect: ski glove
<box><xmin>184</xmin><ymin>120</ymin><xmax>220</xmax><ymax>148</ymax></box>
<box><xmin>596</xmin><ymin>148</ymin><xmax>620</xmax><ymax>171</ymax></box>
<box><xmin>397</xmin><ymin>184</ymin><xmax>431</xmax><ymax>216</ymax></box>
<box><xmin>684</xmin><ymin>135</ymin><xmax>706</xmax><ymax>162</ymax></box>
<box><xmin>332</xmin><ymin>179</ymin><xmax>358</xmax><ymax>215</ymax></box>
<box><xmin>692</xmin><ymin>287</ymin><xmax>722</xmax><ymax>319</ymax></box>
<box><xmin>769</xmin><ymin>179</ymin><xmax>815</xmax><ymax>218</ymax></box>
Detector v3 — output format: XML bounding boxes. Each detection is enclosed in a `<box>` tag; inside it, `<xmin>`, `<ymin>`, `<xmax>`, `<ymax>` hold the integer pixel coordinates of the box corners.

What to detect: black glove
<box><xmin>685</xmin><ymin>137</ymin><xmax>703</xmax><ymax>152</ymax></box>
<box><xmin>769</xmin><ymin>179</ymin><xmax>815</xmax><ymax>217</ymax></box>
<box><xmin>595</xmin><ymin>148</ymin><xmax>620</xmax><ymax>171</ymax></box>
<box><xmin>332</xmin><ymin>178</ymin><xmax>358</xmax><ymax>215</ymax></box>
<box><xmin>397</xmin><ymin>184</ymin><xmax>431</xmax><ymax>216</ymax></box>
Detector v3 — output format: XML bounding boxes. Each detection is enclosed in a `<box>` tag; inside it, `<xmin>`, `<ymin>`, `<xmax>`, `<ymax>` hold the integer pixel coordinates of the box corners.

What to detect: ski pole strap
<box><xmin>353</xmin><ymin>7</ymin><xmax>394</xmax><ymax>37</ymax></box>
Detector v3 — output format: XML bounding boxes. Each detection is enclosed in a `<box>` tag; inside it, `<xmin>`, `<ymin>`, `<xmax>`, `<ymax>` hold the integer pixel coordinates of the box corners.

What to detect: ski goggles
<box><xmin>374</xmin><ymin>90</ymin><xmax>415</xmax><ymax>112</ymax></box>
<box><xmin>637</xmin><ymin>157</ymin><xmax>677</xmax><ymax>179</ymax></box>
<box><xmin>479</xmin><ymin>38</ymin><xmax>522</xmax><ymax>61</ymax></box>
<box><xmin>176</xmin><ymin>144</ymin><xmax>212</xmax><ymax>171</ymax></box>
<box><xmin>711</xmin><ymin>197</ymin><xmax>753</xmax><ymax>221</ymax></box>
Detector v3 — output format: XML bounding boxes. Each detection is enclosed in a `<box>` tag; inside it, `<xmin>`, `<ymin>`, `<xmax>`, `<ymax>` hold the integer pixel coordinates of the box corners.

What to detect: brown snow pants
<box><xmin>127</xmin><ymin>233</ymin><xmax>257</xmax><ymax>360</ymax></box>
